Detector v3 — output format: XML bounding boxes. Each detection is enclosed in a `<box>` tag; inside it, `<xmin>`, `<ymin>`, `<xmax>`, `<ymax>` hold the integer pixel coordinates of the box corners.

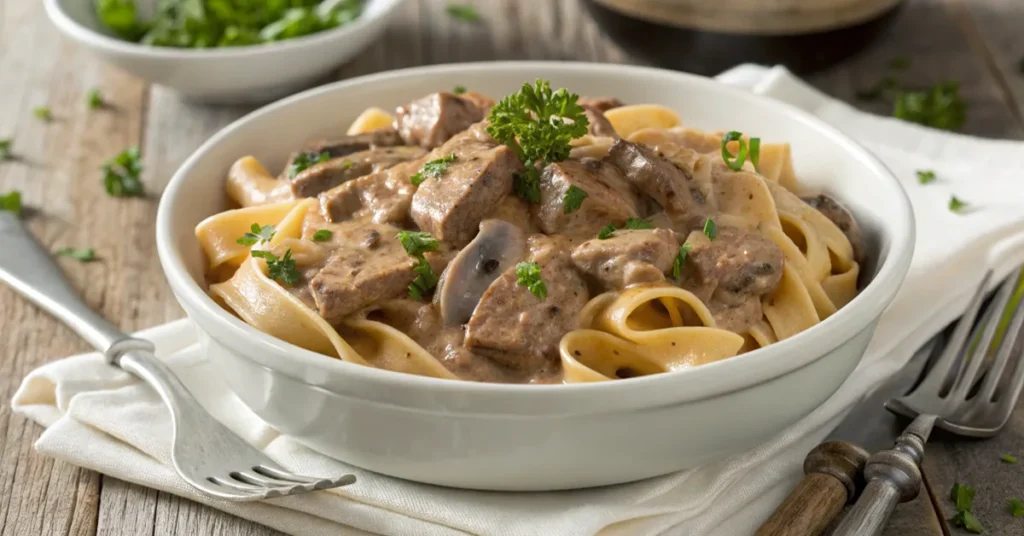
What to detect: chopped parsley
<box><xmin>624</xmin><ymin>217</ymin><xmax>652</xmax><ymax>230</ymax></box>
<box><xmin>721</xmin><ymin>131</ymin><xmax>761</xmax><ymax>171</ymax></box>
<box><xmin>673</xmin><ymin>243</ymin><xmax>692</xmax><ymax>280</ymax></box>
<box><xmin>0</xmin><ymin>190</ymin><xmax>22</xmax><ymax>216</ymax></box>
<box><xmin>397</xmin><ymin>231</ymin><xmax>440</xmax><ymax>300</ymax></box>
<box><xmin>1001</xmin><ymin>453</ymin><xmax>1017</xmax><ymax>464</ymax></box>
<box><xmin>515</xmin><ymin>261</ymin><xmax>547</xmax><ymax>299</ymax></box>
<box><xmin>0</xmin><ymin>139</ymin><xmax>12</xmax><ymax>160</ymax></box>
<box><xmin>87</xmin><ymin>88</ymin><xmax>104</xmax><ymax>110</ymax></box>
<box><xmin>949</xmin><ymin>195</ymin><xmax>968</xmax><ymax>213</ymax></box>
<box><xmin>453</xmin><ymin>85</ymin><xmax>467</xmax><ymax>94</ymax></box>
<box><xmin>33</xmin><ymin>107</ymin><xmax>52</xmax><ymax>121</ymax></box>
<box><xmin>894</xmin><ymin>81</ymin><xmax>966</xmax><ymax>131</ymax></box>
<box><xmin>563</xmin><ymin>185</ymin><xmax>588</xmax><ymax>214</ymax></box>
<box><xmin>950</xmin><ymin>510</ymin><xmax>984</xmax><ymax>534</ymax></box>
<box><xmin>446</xmin><ymin>3</ymin><xmax>480</xmax><ymax>22</ymax></box>
<box><xmin>236</xmin><ymin>223</ymin><xmax>276</xmax><ymax>246</ymax></box>
<box><xmin>951</xmin><ymin>482</ymin><xmax>976</xmax><ymax>512</ymax></box>
<box><xmin>102</xmin><ymin>147</ymin><xmax>144</xmax><ymax>197</ymax></box>
<box><xmin>486</xmin><ymin>79</ymin><xmax>589</xmax><ymax>203</ymax></box>
<box><xmin>411</xmin><ymin>153</ymin><xmax>457</xmax><ymax>186</ymax></box>
<box><xmin>916</xmin><ymin>169</ymin><xmax>937</xmax><ymax>184</ymax></box>
<box><xmin>1009</xmin><ymin>498</ymin><xmax>1024</xmax><ymax>517</ymax></box>
<box><xmin>312</xmin><ymin>229</ymin><xmax>333</xmax><ymax>242</ymax></box>
<box><xmin>56</xmin><ymin>248</ymin><xmax>97</xmax><ymax>262</ymax></box>
<box><xmin>288</xmin><ymin>151</ymin><xmax>330</xmax><ymax>178</ymax></box>
<box><xmin>251</xmin><ymin>249</ymin><xmax>301</xmax><ymax>285</ymax></box>
<box><xmin>703</xmin><ymin>218</ymin><xmax>718</xmax><ymax>240</ymax></box>
<box><xmin>597</xmin><ymin>224</ymin><xmax>616</xmax><ymax>240</ymax></box>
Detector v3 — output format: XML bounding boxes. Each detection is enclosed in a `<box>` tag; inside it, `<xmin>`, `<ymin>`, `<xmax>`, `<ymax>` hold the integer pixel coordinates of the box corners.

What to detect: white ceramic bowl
<box><xmin>156</xmin><ymin>62</ymin><xmax>914</xmax><ymax>491</ymax></box>
<box><xmin>44</xmin><ymin>0</ymin><xmax>406</xmax><ymax>103</ymax></box>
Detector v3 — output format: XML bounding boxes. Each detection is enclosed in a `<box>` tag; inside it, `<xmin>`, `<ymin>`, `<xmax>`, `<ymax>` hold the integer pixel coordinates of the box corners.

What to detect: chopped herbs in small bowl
<box><xmin>44</xmin><ymin>0</ymin><xmax>406</xmax><ymax>102</ymax></box>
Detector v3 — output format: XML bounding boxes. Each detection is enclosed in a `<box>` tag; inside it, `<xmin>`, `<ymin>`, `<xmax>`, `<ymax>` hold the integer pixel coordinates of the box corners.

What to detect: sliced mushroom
<box><xmin>435</xmin><ymin>219</ymin><xmax>527</xmax><ymax>326</ymax></box>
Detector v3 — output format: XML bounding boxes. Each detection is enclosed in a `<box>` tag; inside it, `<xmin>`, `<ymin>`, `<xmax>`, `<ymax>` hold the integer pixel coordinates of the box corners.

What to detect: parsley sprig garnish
<box><xmin>703</xmin><ymin>218</ymin><xmax>718</xmax><ymax>240</ymax></box>
<box><xmin>0</xmin><ymin>139</ymin><xmax>12</xmax><ymax>161</ymax></box>
<box><xmin>895</xmin><ymin>82</ymin><xmax>965</xmax><ymax>131</ymax></box>
<box><xmin>236</xmin><ymin>223</ymin><xmax>276</xmax><ymax>246</ymax></box>
<box><xmin>34</xmin><ymin>107</ymin><xmax>52</xmax><ymax>121</ymax></box>
<box><xmin>289</xmin><ymin>151</ymin><xmax>330</xmax><ymax>178</ymax></box>
<box><xmin>87</xmin><ymin>88</ymin><xmax>104</xmax><ymax>110</ymax></box>
<box><xmin>515</xmin><ymin>261</ymin><xmax>547</xmax><ymax>299</ymax></box>
<box><xmin>397</xmin><ymin>231</ymin><xmax>440</xmax><ymax>300</ymax></box>
<box><xmin>102</xmin><ymin>147</ymin><xmax>144</xmax><ymax>197</ymax></box>
<box><xmin>251</xmin><ymin>249</ymin><xmax>301</xmax><ymax>285</ymax></box>
<box><xmin>312</xmin><ymin>229</ymin><xmax>333</xmax><ymax>242</ymax></box>
<box><xmin>597</xmin><ymin>224</ymin><xmax>616</xmax><ymax>240</ymax></box>
<box><xmin>56</xmin><ymin>248</ymin><xmax>97</xmax><ymax>262</ymax></box>
<box><xmin>673</xmin><ymin>243</ymin><xmax>693</xmax><ymax>280</ymax></box>
<box><xmin>486</xmin><ymin>79</ymin><xmax>589</xmax><ymax>203</ymax></box>
<box><xmin>721</xmin><ymin>131</ymin><xmax>761</xmax><ymax>172</ymax></box>
<box><xmin>0</xmin><ymin>190</ymin><xmax>23</xmax><ymax>216</ymax></box>
<box><xmin>949</xmin><ymin>195</ymin><xmax>968</xmax><ymax>213</ymax></box>
<box><xmin>411</xmin><ymin>153</ymin><xmax>457</xmax><ymax>186</ymax></box>
<box><xmin>917</xmin><ymin>170</ymin><xmax>937</xmax><ymax>184</ymax></box>
<box><xmin>562</xmin><ymin>185</ymin><xmax>588</xmax><ymax>213</ymax></box>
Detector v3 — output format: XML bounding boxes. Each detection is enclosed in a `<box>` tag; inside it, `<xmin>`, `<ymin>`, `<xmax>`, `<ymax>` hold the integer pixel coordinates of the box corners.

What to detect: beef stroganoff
<box><xmin>195</xmin><ymin>80</ymin><xmax>863</xmax><ymax>384</ymax></box>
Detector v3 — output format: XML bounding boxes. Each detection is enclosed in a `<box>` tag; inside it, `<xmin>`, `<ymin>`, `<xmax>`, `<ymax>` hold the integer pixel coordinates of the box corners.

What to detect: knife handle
<box><xmin>754</xmin><ymin>441</ymin><xmax>869</xmax><ymax>536</ymax></box>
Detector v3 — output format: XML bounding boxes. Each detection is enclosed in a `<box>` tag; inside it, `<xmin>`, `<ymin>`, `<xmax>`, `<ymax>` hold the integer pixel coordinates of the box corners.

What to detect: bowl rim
<box><xmin>43</xmin><ymin>0</ymin><xmax>405</xmax><ymax>59</ymax></box>
<box><xmin>156</xmin><ymin>60</ymin><xmax>915</xmax><ymax>403</ymax></box>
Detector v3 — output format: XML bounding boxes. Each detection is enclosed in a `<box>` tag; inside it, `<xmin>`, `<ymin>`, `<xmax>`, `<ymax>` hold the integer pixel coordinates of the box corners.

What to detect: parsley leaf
<box><xmin>411</xmin><ymin>153</ymin><xmax>457</xmax><ymax>186</ymax></box>
<box><xmin>397</xmin><ymin>231</ymin><xmax>440</xmax><ymax>300</ymax></box>
<box><xmin>0</xmin><ymin>190</ymin><xmax>22</xmax><ymax>216</ymax></box>
<box><xmin>917</xmin><ymin>169</ymin><xmax>937</xmax><ymax>184</ymax></box>
<box><xmin>1009</xmin><ymin>498</ymin><xmax>1024</xmax><ymax>517</ymax></box>
<box><xmin>102</xmin><ymin>147</ymin><xmax>144</xmax><ymax>197</ymax></box>
<box><xmin>894</xmin><ymin>81</ymin><xmax>966</xmax><ymax>131</ymax></box>
<box><xmin>453</xmin><ymin>85</ymin><xmax>467</xmax><ymax>94</ymax></box>
<box><xmin>288</xmin><ymin>151</ymin><xmax>330</xmax><ymax>178</ymax></box>
<box><xmin>0</xmin><ymin>139</ymin><xmax>12</xmax><ymax>160</ymax></box>
<box><xmin>56</xmin><ymin>247</ymin><xmax>97</xmax><ymax>262</ymax></box>
<box><xmin>236</xmin><ymin>223</ymin><xmax>276</xmax><ymax>246</ymax></box>
<box><xmin>408</xmin><ymin>257</ymin><xmax>439</xmax><ymax>300</ymax></box>
<box><xmin>251</xmin><ymin>249</ymin><xmax>301</xmax><ymax>285</ymax></box>
<box><xmin>1001</xmin><ymin>453</ymin><xmax>1017</xmax><ymax>464</ymax></box>
<box><xmin>563</xmin><ymin>185</ymin><xmax>588</xmax><ymax>214</ymax></box>
<box><xmin>312</xmin><ymin>229</ymin><xmax>333</xmax><ymax>242</ymax></box>
<box><xmin>673</xmin><ymin>243</ymin><xmax>692</xmax><ymax>280</ymax></box>
<box><xmin>951</xmin><ymin>483</ymin><xmax>976</xmax><ymax>512</ymax></box>
<box><xmin>949</xmin><ymin>195</ymin><xmax>968</xmax><ymax>213</ymax></box>
<box><xmin>516</xmin><ymin>261</ymin><xmax>547</xmax><ymax>299</ymax></box>
<box><xmin>396</xmin><ymin>231</ymin><xmax>440</xmax><ymax>257</ymax></box>
<box><xmin>486</xmin><ymin>79</ymin><xmax>589</xmax><ymax>203</ymax></box>
<box><xmin>703</xmin><ymin>218</ymin><xmax>718</xmax><ymax>240</ymax></box>
<box><xmin>34</xmin><ymin>107</ymin><xmax>52</xmax><ymax>121</ymax></box>
<box><xmin>87</xmin><ymin>88</ymin><xmax>104</xmax><ymax>110</ymax></box>
<box><xmin>597</xmin><ymin>224</ymin><xmax>616</xmax><ymax>240</ymax></box>
<box><xmin>624</xmin><ymin>217</ymin><xmax>652</xmax><ymax>230</ymax></box>
<box><xmin>446</xmin><ymin>3</ymin><xmax>480</xmax><ymax>22</ymax></box>
<box><xmin>950</xmin><ymin>510</ymin><xmax>984</xmax><ymax>534</ymax></box>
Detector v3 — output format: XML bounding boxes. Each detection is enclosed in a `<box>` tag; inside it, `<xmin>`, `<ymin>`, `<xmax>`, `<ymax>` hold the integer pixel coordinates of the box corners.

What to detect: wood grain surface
<box><xmin>1</xmin><ymin>0</ymin><xmax>1023</xmax><ymax>535</ymax></box>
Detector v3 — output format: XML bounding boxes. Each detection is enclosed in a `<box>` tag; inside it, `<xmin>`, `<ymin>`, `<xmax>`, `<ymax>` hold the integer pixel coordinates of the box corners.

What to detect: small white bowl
<box><xmin>156</xmin><ymin>62</ymin><xmax>915</xmax><ymax>491</ymax></box>
<box><xmin>44</xmin><ymin>0</ymin><xmax>406</xmax><ymax>103</ymax></box>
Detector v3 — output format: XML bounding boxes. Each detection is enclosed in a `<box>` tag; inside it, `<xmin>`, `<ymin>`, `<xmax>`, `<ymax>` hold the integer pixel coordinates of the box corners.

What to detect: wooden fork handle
<box><xmin>755</xmin><ymin>441</ymin><xmax>870</xmax><ymax>536</ymax></box>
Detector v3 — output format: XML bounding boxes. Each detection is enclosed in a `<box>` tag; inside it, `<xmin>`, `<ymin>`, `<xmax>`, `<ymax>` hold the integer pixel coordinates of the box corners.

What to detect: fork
<box><xmin>0</xmin><ymin>213</ymin><xmax>356</xmax><ymax>501</ymax></box>
<box><xmin>832</xmin><ymin>267</ymin><xmax>1024</xmax><ymax>535</ymax></box>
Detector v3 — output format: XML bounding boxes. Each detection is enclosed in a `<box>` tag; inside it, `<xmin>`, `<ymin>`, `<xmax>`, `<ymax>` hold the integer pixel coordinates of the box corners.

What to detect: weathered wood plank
<box><xmin>955</xmin><ymin>0</ymin><xmax>1024</xmax><ymax>127</ymax></box>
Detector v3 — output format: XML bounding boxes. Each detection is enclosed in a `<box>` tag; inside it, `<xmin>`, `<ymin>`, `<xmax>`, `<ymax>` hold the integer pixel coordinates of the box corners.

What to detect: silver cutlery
<box><xmin>0</xmin><ymin>212</ymin><xmax>356</xmax><ymax>501</ymax></box>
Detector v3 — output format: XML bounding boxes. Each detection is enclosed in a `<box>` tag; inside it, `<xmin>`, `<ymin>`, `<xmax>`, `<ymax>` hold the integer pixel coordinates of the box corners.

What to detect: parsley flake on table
<box><xmin>236</xmin><ymin>223</ymin><xmax>276</xmax><ymax>246</ymax></box>
<box><xmin>486</xmin><ymin>79</ymin><xmax>589</xmax><ymax>203</ymax></box>
<box><xmin>251</xmin><ymin>249</ymin><xmax>301</xmax><ymax>285</ymax></box>
<box><xmin>312</xmin><ymin>229</ymin><xmax>333</xmax><ymax>242</ymax></box>
<box><xmin>951</xmin><ymin>482</ymin><xmax>976</xmax><ymax>512</ymax></box>
<box><xmin>516</xmin><ymin>261</ymin><xmax>547</xmax><ymax>299</ymax></box>
<box><xmin>703</xmin><ymin>218</ymin><xmax>718</xmax><ymax>240</ymax></box>
<box><xmin>34</xmin><ymin>107</ymin><xmax>53</xmax><ymax>121</ymax></box>
<box><xmin>446</xmin><ymin>3</ymin><xmax>481</xmax><ymax>22</ymax></box>
<box><xmin>56</xmin><ymin>247</ymin><xmax>97</xmax><ymax>262</ymax></box>
<box><xmin>411</xmin><ymin>153</ymin><xmax>457</xmax><ymax>186</ymax></box>
<box><xmin>87</xmin><ymin>88</ymin><xmax>105</xmax><ymax>110</ymax></box>
<box><xmin>288</xmin><ymin>151</ymin><xmax>330</xmax><ymax>178</ymax></box>
<box><xmin>397</xmin><ymin>231</ymin><xmax>440</xmax><ymax>300</ymax></box>
<box><xmin>917</xmin><ymin>169</ymin><xmax>937</xmax><ymax>184</ymax></box>
<box><xmin>563</xmin><ymin>185</ymin><xmax>588</xmax><ymax>214</ymax></box>
<box><xmin>1001</xmin><ymin>453</ymin><xmax>1017</xmax><ymax>464</ymax></box>
<box><xmin>1009</xmin><ymin>498</ymin><xmax>1024</xmax><ymax>517</ymax></box>
<box><xmin>0</xmin><ymin>190</ymin><xmax>22</xmax><ymax>216</ymax></box>
<box><xmin>951</xmin><ymin>509</ymin><xmax>984</xmax><ymax>533</ymax></box>
<box><xmin>673</xmin><ymin>243</ymin><xmax>693</xmax><ymax>280</ymax></box>
<box><xmin>0</xmin><ymin>139</ymin><xmax>12</xmax><ymax>161</ymax></box>
<box><xmin>102</xmin><ymin>147</ymin><xmax>144</xmax><ymax>197</ymax></box>
<box><xmin>597</xmin><ymin>223</ymin><xmax>616</xmax><ymax>240</ymax></box>
<box><xmin>949</xmin><ymin>195</ymin><xmax>969</xmax><ymax>213</ymax></box>
<box><xmin>894</xmin><ymin>81</ymin><xmax>966</xmax><ymax>131</ymax></box>
<box><xmin>624</xmin><ymin>217</ymin><xmax>652</xmax><ymax>230</ymax></box>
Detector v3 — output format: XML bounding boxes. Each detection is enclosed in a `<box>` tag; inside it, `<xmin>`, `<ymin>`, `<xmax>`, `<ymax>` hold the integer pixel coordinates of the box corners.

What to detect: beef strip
<box><xmin>571</xmin><ymin>228</ymin><xmax>678</xmax><ymax>290</ymax></box>
<box><xmin>395</xmin><ymin>92</ymin><xmax>488</xmax><ymax>149</ymax></box>
<box><xmin>578</xmin><ymin>97</ymin><xmax>624</xmax><ymax>113</ymax></box>
<box><xmin>681</xmin><ymin>226</ymin><xmax>785</xmax><ymax>332</ymax></box>
<box><xmin>583</xmin><ymin>105</ymin><xmax>619</xmax><ymax>138</ymax></box>
<box><xmin>465</xmin><ymin>235</ymin><xmax>589</xmax><ymax>371</ymax></box>
<box><xmin>283</xmin><ymin>128</ymin><xmax>405</xmax><ymax>175</ymax></box>
<box><xmin>318</xmin><ymin>159</ymin><xmax>423</xmax><ymax>225</ymax></box>
<box><xmin>410</xmin><ymin>129</ymin><xmax>521</xmax><ymax>247</ymax></box>
<box><xmin>533</xmin><ymin>158</ymin><xmax>641</xmax><ymax>240</ymax></box>
<box><xmin>605</xmin><ymin>139</ymin><xmax>713</xmax><ymax>230</ymax></box>
<box><xmin>309</xmin><ymin>222</ymin><xmax>450</xmax><ymax>323</ymax></box>
<box><xmin>289</xmin><ymin>146</ymin><xmax>427</xmax><ymax>198</ymax></box>
<box><xmin>800</xmin><ymin>193</ymin><xmax>866</xmax><ymax>264</ymax></box>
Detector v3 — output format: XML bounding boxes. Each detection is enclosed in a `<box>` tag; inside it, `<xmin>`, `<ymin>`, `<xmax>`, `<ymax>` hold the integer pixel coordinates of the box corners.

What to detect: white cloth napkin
<box><xmin>13</xmin><ymin>65</ymin><xmax>1024</xmax><ymax>536</ymax></box>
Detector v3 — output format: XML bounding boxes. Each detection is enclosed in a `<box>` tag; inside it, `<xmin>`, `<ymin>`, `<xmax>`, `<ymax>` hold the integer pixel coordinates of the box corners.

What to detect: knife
<box><xmin>753</xmin><ymin>332</ymin><xmax>940</xmax><ymax>536</ymax></box>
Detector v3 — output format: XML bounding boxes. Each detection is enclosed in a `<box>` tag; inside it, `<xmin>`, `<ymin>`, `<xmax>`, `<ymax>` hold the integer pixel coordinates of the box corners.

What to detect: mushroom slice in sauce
<box><xmin>435</xmin><ymin>219</ymin><xmax>527</xmax><ymax>326</ymax></box>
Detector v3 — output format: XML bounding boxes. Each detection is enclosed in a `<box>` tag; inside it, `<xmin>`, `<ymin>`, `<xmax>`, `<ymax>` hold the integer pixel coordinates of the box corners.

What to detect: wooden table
<box><xmin>1</xmin><ymin>0</ymin><xmax>1023</xmax><ymax>534</ymax></box>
